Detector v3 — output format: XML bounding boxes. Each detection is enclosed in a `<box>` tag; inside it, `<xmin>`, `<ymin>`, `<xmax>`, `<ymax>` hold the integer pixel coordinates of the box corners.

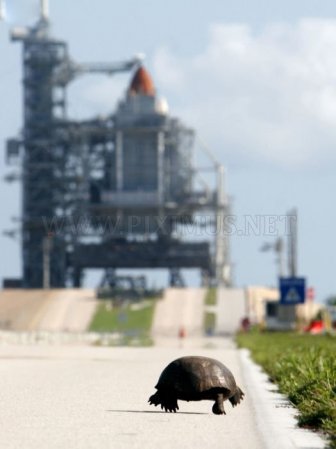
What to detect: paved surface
<box><xmin>0</xmin><ymin>289</ymin><xmax>97</xmax><ymax>332</ymax></box>
<box><xmin>0</xmin><ymin>288</ymin><xmax>326</xmax><ymax>449</ymax></box>
<box><xmin>0</xmin><ymin>290</ymin><xmax>50</xmax><ymax>331</ymax></box>
<box><xmin>240</xmin><ymin>349</ymin><xmax>325</xmax><ymax>449</ymax></box>
<box><xmin>0</xmin><ymin>338</ymin><xmax>326</xmax><ymax>449</ymax></box>
<box><xmin>36</xmin><ymin>289</ymin><xmax>97</xmax><ymax>332</ymax></box>
<box><xmin>0</xmin><ymin>338</ymin><xmax>264</xmax><ymax>449</ymax></box>
<box><xmin>152</xmin><ymin>288</ymin><xmax>205</xmax><ymax>338</ymax></box>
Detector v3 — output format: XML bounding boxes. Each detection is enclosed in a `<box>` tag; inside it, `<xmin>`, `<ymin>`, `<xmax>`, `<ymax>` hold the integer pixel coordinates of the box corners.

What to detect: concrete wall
<box><xmin>215</xmin><ymin>288</ymin><xmax>246</xmax><ymax>335</ymax></box>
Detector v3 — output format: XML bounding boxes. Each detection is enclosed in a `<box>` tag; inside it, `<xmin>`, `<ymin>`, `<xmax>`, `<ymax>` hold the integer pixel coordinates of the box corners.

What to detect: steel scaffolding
<box><xmin>5</xmin><ymin>4</ymin><xmax>231</xmax><ymax>288</ymax></box>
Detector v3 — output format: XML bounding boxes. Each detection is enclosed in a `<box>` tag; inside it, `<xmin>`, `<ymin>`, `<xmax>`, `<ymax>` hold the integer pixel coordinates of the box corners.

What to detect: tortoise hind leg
<box><xmin>148</xmin><ymin>391</ymin><xmax>179</xmax><ymax>413</ymax></box>
<box><xmin>229</xmin><ymin>387</ymin><xmax>245</xmax><ymax>407</ymax></box>
<box><xmin>212</xmin><ymin>393</ymin><xmax>226</xmax><ymax>415</ymax></box>
<box><xmin>161</xmin><ymin>394</ymin><xmax>179</xmax><ymax>413</ymax></box>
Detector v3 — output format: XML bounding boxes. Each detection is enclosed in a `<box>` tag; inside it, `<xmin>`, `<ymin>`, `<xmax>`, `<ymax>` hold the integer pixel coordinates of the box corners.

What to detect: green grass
<box><xmin>204</xmin><ymin>288</ymin><xmax>217</xmax><ymax>334</ymax></box>
<box><xmin>236</xmin><ymin>332</ymin><xmax>336</xmax><ymax>448</ymax></box>
<box><xmin>205</xmin><ymin>287</ymin><xmax>217</xmax><ymax>305</ymax></box>
<box><xmin>204</xmin><ymin>312</ymin><xmax>216</xmax><ymax>333</ymax></box>
<box><xmin>89</xmin><ymin>299</ymin><xmax>155</xmax><ymax>346</ymax></box>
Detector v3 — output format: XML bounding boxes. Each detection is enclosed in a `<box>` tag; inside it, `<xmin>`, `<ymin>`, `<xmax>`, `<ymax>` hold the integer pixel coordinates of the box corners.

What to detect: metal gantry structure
<box><xmin>5</xmin><ymin>1</ymin><xmax>231</xmax><ymax>288</ymax></box>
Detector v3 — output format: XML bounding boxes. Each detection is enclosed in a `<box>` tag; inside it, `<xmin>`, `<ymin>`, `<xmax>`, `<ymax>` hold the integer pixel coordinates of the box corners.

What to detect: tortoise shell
<box><xmin>156</xmin><ymin>356</ymin><xmax>237</xmax><ymax>394</ymax></box>
<box><xmin>149</xmin><ymin>356</ymin><xmax>244</xmax><ymax>414</ymax></box>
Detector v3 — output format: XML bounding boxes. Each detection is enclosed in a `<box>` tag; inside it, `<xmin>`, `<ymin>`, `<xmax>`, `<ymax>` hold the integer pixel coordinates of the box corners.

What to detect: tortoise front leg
<box><xmin>212</xmin><ymin>393</ymin><xmax>226</xmax><ymax>415</ymax></box>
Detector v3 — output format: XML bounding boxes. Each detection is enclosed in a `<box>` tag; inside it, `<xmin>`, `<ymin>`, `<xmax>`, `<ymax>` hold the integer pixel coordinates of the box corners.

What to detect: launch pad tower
<box><xmin>5</xmin><ymin>1</ymin><xmax>231</xmax><ymax>288</ymax></box>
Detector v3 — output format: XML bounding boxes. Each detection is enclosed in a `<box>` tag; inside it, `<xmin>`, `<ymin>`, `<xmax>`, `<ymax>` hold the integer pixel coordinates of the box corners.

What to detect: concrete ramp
<box><xmin>152</xmin><ymin>288</ymin><xmax>205</xmax><ymax>338</ymax></box>
<box><xmin>35</xmin><ymin>289</ymin><xmax>97</xmax><ymax>332</ymax></box>
<box><xmin>216</xmin><ymin>288</ymin><xmax>246</xmax><ymax>335</ymax></box>
<box><xmin>0</xmin><ymin>289</ymin><xmax>97</xmax><ymax>332</ymax></box>
<box><xmin>0</xmin><ymin>290</ymin><xmax>50</xmax><ymax>331</ymax></box>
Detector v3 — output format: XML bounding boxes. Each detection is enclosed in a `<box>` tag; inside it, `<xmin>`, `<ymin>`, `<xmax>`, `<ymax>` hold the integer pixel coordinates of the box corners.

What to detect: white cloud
<box><xmin>153</xmin><ymin>19</ymin><xmax>336</xmax><ymax>170</ymax></box>
<box><xmin>152</xmin><ymin>47</ymin><xmax>186</xmax><ymax>90</ymax></box>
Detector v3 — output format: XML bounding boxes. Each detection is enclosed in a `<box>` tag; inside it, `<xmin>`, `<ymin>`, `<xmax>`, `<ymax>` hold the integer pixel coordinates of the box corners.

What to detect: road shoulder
<box><xmin>239</xmin><ymin>348</ymin><xmax>326</xmax><ymax>449</ymax></box>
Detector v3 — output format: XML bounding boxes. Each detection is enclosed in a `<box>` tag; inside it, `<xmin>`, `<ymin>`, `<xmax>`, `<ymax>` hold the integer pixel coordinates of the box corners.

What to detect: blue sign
<box><xmin>279</xmin><ymin>277</ymin><xmax>306</xmax><ymax>305</ymax></box>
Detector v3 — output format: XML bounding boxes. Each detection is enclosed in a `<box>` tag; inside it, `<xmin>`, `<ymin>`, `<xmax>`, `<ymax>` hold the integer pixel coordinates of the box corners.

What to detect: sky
<box><xmin>1</xmin><ymin>0</ymin><xmax>336</xmax><ymax>301</ymax></box>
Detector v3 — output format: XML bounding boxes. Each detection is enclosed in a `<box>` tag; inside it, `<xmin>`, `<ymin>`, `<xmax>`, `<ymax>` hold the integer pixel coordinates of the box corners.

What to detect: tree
<box><xmin>325</xmin><ymin>295</ymin><xmax>336</xmax><ymax>306</ymax></box>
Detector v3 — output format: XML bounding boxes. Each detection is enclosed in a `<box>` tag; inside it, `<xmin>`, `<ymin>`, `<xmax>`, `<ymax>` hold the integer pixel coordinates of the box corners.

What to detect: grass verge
<box><xmin>89</xmin><ymin>299</ymin><xmax>155</xmax><ymax>346</ymax></box>
<box><xmin>204</xmin><ymin>288</ymin><xmax>217</xmax><ymax>335</ymax></box>
<box><xmin>236</xmin><ymin>331</ymin><xmax>336</xmax><ymax>448</ymax></box>
<box><xmin>204</xmin><ymin>312</ymin><xmax>216</xmax><ymax>333</ymax></box>
<box><xmin>205</xmin><ymin>287</ymin><xmax>217</xmax><ymax>305</ymax></box>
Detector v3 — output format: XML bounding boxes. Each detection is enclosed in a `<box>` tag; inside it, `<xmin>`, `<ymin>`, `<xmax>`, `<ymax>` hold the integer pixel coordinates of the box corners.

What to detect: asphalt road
<box><xmin>0</xmin><ymin>336</ymin><xmax>327</xmax><ymax>449</ymax></box>
<box><xmin>0</xmin><ymin>338</ymin><xmax>264</xmax><ymax>449</ymax></box>
<box><xmin>0</xmin><ymin>284</ymin><xmax>327</xmax><ymax>449</ymax></box>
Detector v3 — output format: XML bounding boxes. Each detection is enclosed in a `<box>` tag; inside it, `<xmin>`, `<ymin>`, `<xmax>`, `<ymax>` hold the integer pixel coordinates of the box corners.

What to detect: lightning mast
<box><xmin>0</xmin><ymin>0</ymin><xmax>6</xmax><ymax>21</ymax></box>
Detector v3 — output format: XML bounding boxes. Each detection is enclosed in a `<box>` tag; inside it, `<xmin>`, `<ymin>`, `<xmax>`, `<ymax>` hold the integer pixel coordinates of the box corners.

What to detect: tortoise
<box><xmin>148</xmin><ymin>356</ymin><xmax>244</xmax><ymax>414</ymax></box>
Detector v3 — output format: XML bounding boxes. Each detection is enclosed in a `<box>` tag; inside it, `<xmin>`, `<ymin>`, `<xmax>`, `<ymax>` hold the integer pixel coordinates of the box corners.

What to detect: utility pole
<box><xmin>278</xmin><ymin>208</ymin><xmax>299</xmax><ymax>328</ymax></box>
<box><xmin>287</xmin><ymin>208</ymin><xmax>298</xmax><ymax>277</ymax></box>
<box><xmin>275</xmin><ymin>237</ymin><xmax>285</xmax><ymax>278</ymax></box>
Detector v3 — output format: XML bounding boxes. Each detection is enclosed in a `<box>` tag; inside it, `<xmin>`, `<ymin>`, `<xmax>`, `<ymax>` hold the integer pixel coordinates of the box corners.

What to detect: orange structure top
<box><xmin>128</xmin><ymin>66</ymin><xmax>155</xmax><ymax>96</ymax></box>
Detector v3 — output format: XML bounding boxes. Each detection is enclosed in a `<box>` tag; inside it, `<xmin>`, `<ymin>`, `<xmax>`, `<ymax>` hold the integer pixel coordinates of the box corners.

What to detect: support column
<box><xmin>157</xmin><ymin>131</ymin><xmax>165</xmax><ymax>204</ymax></box>
<box><xmin>116</xmin><ymin>131</ymin><xmax>123</xmax><ymax>192</ymax></box>
<box><xmin>43</xmin><ymin>235</ymin><xmax>52</xmax><ymax>289</ymax></box>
